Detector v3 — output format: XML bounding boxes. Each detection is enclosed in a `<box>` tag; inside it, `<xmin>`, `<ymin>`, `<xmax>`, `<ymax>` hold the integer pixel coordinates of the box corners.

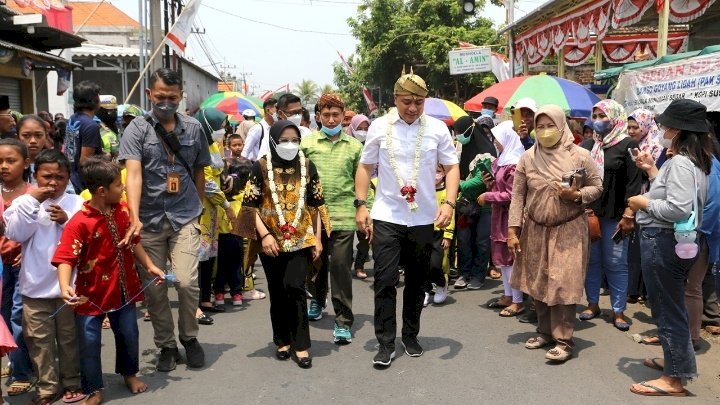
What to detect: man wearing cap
<box><xmin>96</xmin><ymin>95</ymin><xmax>120</xmax><ymax>161</ymax></box>
<box><xmin>480</xmin><ymin>96</ymin><xmax>499</xmax><ymax>120</ymax></box>
<box><xmin>0</xmin><ymin>95</ymin><xmax>16</xmax><ymax>138</ymax></box>
<box><xmin>66</xmin><ymin>80</ymin><xmax>104</xmax><ymax>192</ymax></box>
<box><xmin>512</xmin><ymin>97</ymin><xmax>538</xmax><ymax>150</ymax></box>
<box><xmin>242</xmin><ymin>98</ymin><xmax>276</xmax><ymax>161</ymax></box>
<box><xmin>355</xmin><ymin>68</ymin><xmax>459</xmax><ymax>367</ymax></box>
<box><xmin>120</xmin><ymin>104</ymin><xmax>144</xmax><ymax>135</ymax></box>
<box><xmin>241</xmin><ymin>109</ymin><xmax>256</xmax><ymax>123</ymax></box>
<box><xmin>301</xmin><ymin>93</ymin><xmax>363</xmax><ymax>344</ymax></box>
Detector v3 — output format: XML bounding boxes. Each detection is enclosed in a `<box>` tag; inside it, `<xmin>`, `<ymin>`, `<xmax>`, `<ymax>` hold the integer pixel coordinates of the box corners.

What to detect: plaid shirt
<box><xmin>301</xmin><ymin>131</ymin><xmax>363</xmax><ymax>231</ymax></box>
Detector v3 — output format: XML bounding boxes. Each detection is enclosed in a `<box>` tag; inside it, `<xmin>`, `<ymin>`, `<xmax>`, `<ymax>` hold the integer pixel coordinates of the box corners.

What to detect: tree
<box><xmin>294</xmin><ymin>79</ymin><xmax>319</xmax><ymax>105</ymax></box>
<box><xmin>319</xmin><ymin>84</ymin><xmax>335</xmax><ymax>95</ymax></box>
<box><xmin>337</xmin><ymin>0</ymin><xmax>501</xmax><ymax>106</ymax></box>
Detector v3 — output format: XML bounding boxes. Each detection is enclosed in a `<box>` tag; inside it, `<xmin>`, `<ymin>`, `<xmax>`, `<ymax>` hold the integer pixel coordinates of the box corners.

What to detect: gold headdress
<box><xmin>393</xmin><ymin>66</ymin><xmax>428</xmax><ymax>98</ymax></box>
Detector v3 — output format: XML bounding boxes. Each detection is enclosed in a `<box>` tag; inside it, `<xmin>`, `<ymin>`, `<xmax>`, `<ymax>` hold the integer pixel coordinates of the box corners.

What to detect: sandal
<box><xmin>8</xmin><ymin>379</ymin><xmax>36</xmax><ymax>396</ymax></box>
<box><xmin>355</xmin><ymin>269</ymin><xmax>368</xmax><ymax>279</ymax></box>
<box><xmin>197</xmin><ymin>313</ymin><xmax>214</xmax><ymax>325</ymax></box>
<box><xmin>63</xmin><ymin>386</ymin><xmax>87</xmax><ymax>403</ymax></box>
<box><xmin>630</xmin><ymin>381</ymin><xmax>689</xmax><ymax>397</ymax></box>
<box><xmin>705</xmin><ymin>325</ymin><xmax>720</xmax><ymax>335</ymax></box>
<box><xmin>525</xmin><ymin>336</ymin><xmax>552</xmax><ymax>349</ymax></box>
<box><xmin>639</xmin><ymin>335</ymin><xmax>661</xmax><ymax>345</ymax></box>
<box><xmin>499</xmin><ymin>306</ymin><xmax>524</xmax><ymax>317</ymax></box>
<box><xmin>144</xmin><ymin>312</ymin><xmax>151</xmax><ymax>322</ymax></box>
<box><xmin>487</xmin><ymin>296</ymin><xmax>511</xmax><ymax>309</ymax></box>
<box><xmin>242</xmin><ymin>289</ymin><xmax>266</xmax><ymax>300</ymax></box>
<box><xmin>578</xmin><ymin>309</ymin><xmax>601</xmax><ymax>321</ymax></box>
<box><xmin>102</xmin><ymin>316</ymin><xmax>111</xmax><ymax>329</ymax></box>
<box><xmin>28</xmin><ymin>392</ymin><xmax>63</xmax><ymax>405</ymax></box>
<box><xmin>489</xmin><ymin>266</ymin><xmax>501</xmax><ymax>280</ymax></box>
<box><xmin>545</xmin><ymin>346</ymin><xmax>572</xmax><ymax>362</ymax></box>
<box><xmin>643</xmin><ymin>357</ymin><xmax>664</xmax><ymax>371</ymax></box>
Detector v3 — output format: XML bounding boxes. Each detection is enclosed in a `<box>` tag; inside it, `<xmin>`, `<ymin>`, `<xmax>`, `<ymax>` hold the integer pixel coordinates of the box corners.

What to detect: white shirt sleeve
<box><xmin>242</xmin><ymin>124</ymin><xmax>262</xmax><ymax>160</ymax></box>
<box><xmin>360</xmin><ymin>117</ymin><xmax>383</xmax><ymax>165</ymax></box>
<box><xmin>3</xmin><ymin>194</ymin><xmax>41</xmax><ymax>244</ymax></box>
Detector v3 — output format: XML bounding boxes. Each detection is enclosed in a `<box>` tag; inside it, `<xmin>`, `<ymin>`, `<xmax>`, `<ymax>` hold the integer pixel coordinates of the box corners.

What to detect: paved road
<box><xmin>5</xmin><ymin>264</ymin><xmax>720</xmax><ymax>404</ymax></box>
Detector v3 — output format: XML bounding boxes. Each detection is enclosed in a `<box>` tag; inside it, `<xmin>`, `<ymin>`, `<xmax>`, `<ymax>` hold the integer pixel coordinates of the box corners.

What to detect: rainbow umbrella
<box><xmin>424</xmin><ymin>97</ymin><xmax>468</xmax><ymax>125</ymax></box>
<box><xmin>464</xmin><ymin>74</ymin><xmax>600</xmax><ymax>118</ymax></box>
<box><xmin>200</xmin><ymin>92</ymin><xmax>264</xmax><ymax>123</ymax></box>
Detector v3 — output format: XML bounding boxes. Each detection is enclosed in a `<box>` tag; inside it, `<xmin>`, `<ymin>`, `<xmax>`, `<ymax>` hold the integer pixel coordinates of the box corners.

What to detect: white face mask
<box><xmin>286</xmin><ymin>114</ymin><xmax>302</xmax><ymax>127</ymax></box>
<box><xmin>275</xmin><ymin>142</ymin><xmax>300</xmax><ymax>161</ymax></box>
<box><xmin>354</xmin><ymin>130</ymin><xmax>368</xmax><ymax>142</ymax></box>
<box><xmin>211</xmin><ymin>129</ymin><xmax>225</xmax><ymax>143</ymax></box>
<box><xmin>658</xmin><ymin>127</ymin><xmax>675</xmax><ymax>149</ymax></box>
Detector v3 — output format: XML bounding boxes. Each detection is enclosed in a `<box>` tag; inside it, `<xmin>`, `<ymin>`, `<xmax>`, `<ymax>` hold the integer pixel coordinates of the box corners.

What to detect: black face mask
<box><xmin>97</xmin><ymin>108</ymin><xmax>118</xmax><ymax>128</ymax></box>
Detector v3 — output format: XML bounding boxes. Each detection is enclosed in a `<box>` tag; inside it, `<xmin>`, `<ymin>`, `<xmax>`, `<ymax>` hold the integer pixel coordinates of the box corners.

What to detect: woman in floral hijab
<box><xmin>580</xmin><ymin>99</ymin><xmax>642</xmax><ymax>331</ymax></box>
<box><xmin>628</xmin><ymin>108</ymin><xmax>663</xmax><ymax>163</ymax></box>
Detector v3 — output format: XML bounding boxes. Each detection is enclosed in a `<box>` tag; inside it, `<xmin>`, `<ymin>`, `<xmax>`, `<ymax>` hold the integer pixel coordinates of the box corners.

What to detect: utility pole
<box><xmin>239</xmin><ymin>69</ymin><xmax>254</xmax><ymax>94</ymax></box>
<box><xmin>505</xmin><ymin>0</ymin><xmax>515</xmax><ymax>77</ymax></box>
<box><xmin>149</xmin><ymin>0</ymin><xmax>163</xmax><ymax>72</ymax></box>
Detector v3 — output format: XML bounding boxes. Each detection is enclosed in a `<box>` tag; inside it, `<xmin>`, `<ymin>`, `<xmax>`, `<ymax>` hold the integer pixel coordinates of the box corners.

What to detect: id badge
<box><xmin>167</xmin><ymin>172</ymin><xmax>180</xmax><ymax>194</ymax></box>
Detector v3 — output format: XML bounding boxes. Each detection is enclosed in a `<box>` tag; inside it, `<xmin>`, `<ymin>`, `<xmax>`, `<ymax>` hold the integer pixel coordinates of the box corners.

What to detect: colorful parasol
<box><xmin>424</xmin><ymin>97</ymin><xmax>468</xmax><ymax>125</ymax></box>
<box><xmin>200</xmin><ymin>92</ymin><xmax>264</xmax><ymax>123</ymax></box>
<box><xmin>464</xmin><ymin>74</ymin><xmax>601</xmax><ymax>118</ymax></box>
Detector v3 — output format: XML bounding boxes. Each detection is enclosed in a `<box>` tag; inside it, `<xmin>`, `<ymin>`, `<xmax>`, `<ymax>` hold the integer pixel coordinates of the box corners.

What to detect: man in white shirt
<box><xmin>241</xmin><ymin>98</ymin><xmax>276</xmax><ymax>161</ymax></box>
<box><xmin>355</xmin><ymin>69</ymin><xmax>459</xmax><ymax>368</ymax></box>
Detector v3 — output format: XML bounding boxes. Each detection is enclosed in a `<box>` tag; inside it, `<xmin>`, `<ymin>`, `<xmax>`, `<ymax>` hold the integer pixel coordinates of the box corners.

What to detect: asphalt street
<box><xmin>4</xmin><ymin>262</ymin><xmax>720</xmax><ymax>404</ymax></box>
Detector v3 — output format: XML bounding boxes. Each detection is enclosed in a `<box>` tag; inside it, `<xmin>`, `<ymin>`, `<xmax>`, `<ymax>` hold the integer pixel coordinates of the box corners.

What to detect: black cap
<box><xmin>656</xmin><ymin>99</ymin><xmax>709</xmax><ymax>133</ymax></box>
<box><xmin>0</xmin><ymin>95</ymin><xmax>9</xmax><ymax>111</ymax></box>
<box><xmin>482</xmin><ymin>96</ymin><xmax>499</xmax><ymax>107</ymax></box>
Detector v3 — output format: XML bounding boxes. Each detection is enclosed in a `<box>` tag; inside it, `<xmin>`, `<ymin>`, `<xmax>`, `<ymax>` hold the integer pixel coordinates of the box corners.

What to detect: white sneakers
<box><xmin>423</xmin><ymin>292</ymin><xmax>431</xmax><ymax>307</ymax></box>
<box><xmin>433</xmin><ymin>286</ymin><xmax>448</xmax><ymax>304</ymax></box>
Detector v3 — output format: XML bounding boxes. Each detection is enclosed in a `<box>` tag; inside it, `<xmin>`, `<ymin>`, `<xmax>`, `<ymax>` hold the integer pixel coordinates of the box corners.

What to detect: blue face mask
<box><xmin>456</xmin><ymin>125</ymin><xmax>473</xmax><ymax>145</ymax></box>
<box><xmin>592</xmin><ymin>119</ymin><xmax>613</xmax><ymax>136</ymax></box>
<box><xmin>321</xmin><ymin>125</ymin><xmax>342</xmax><ymax>137</ymax></box>
<box><xmin>481</xmin><ymin>109</ymin><xmax>495</xmax><ymax>117</ymax></box>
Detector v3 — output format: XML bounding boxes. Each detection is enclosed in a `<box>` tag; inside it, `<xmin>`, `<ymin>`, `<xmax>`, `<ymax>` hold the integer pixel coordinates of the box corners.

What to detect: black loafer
<box><xmin>275</xmin><ymin>349</ymin><xmax>290</xmax><ymax>361</ymax></box>
<box><xmin>197</xmin><ymin>313</ymin><xmax>214</xmax><ymax>325</ymax></box>
<box><xmin>296</xmin><ymin>356</ymin><xmax>312</xmax><ymax>369</ymax></box>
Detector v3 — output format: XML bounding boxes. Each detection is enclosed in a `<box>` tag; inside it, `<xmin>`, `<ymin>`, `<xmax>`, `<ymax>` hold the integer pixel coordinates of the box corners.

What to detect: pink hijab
<box><xmin>347</xmin><ymin>114</ymin><xmax>370</xmax><ymax>136</ymax></box>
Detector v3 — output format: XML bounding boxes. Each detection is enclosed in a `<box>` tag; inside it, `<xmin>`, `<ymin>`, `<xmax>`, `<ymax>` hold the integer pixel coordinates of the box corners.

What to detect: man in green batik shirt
<box><xmin>301</xmin><ymin>93</ymin><xmax>363</xmax><ymax>344</ymax></box>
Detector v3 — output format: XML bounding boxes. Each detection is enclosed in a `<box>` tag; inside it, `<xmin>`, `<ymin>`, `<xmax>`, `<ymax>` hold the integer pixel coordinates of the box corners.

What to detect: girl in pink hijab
<box><xmin>347</xmin><ymin>114</ymin><xmax>370</xmax><ymax>143</ymax></box>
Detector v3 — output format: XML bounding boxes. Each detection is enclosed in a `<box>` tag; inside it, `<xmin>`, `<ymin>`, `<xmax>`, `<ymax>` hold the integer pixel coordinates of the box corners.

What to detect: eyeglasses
<box><xmin>282</xmin><ymin>109</ymin><xmax>303</xmax><ymax>116</ymax></box>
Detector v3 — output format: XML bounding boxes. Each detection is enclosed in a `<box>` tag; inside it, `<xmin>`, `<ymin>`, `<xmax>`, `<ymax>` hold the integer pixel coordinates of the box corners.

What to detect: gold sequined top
<box><xmin>234</xmin><ymin>158</ymin><xmax>331</xmax><ymax>252</ymax></box>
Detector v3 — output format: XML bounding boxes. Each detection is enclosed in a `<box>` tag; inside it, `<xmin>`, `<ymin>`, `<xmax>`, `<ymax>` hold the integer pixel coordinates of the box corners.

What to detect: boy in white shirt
<box><xmin>4</xmin><ymin>149</ymin><xmax>85</xmax><ymax>404</ymax></box>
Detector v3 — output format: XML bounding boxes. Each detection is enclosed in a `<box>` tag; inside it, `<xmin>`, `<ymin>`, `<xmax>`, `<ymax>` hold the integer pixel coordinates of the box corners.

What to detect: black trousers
<box><xmin>260</xmin><ymin>248</ymin><xmax>312</xmax><ymax>351</ymax></box>
<box><xmin>198</xmin><ymin>258</ymin><xmax>215</xmax><ymax>303</ymax></box>
<box><xmin>372</xmin><ymin>220</ymin><xmax>433</xmax><ymax>348</ymax></box>
<box><xmin>308</xmin><ymin>231</ymin><xmax>355</xmax><ymax>327</ymax></box>
<box><xmin>425</xmin><ymin>230</ymin><xmax>446</xmax><ymax>292</ymax></box>
<box><xmin>214</xmin><ymin>233</ymin><xmax>243</xmax><ymax>296</ymax></box>
<box><xmin>354</xmin><ymin>230</ymin><xmax>371</xmax><ymax>270</ymax></box>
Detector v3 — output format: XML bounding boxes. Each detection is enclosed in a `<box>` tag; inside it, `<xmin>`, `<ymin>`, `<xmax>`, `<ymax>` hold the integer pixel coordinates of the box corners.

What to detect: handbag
<box><xmin>587</xmin><ymin>209</ymin><xmax>601</xmax><ymax>241</ymax></box>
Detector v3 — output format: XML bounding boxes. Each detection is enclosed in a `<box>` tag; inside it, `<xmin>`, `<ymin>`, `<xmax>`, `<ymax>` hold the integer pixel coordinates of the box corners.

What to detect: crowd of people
<box><xmin>0</xmin><ymin>64</ymin><xmax>719</xmax><ymax>402</ymax></box>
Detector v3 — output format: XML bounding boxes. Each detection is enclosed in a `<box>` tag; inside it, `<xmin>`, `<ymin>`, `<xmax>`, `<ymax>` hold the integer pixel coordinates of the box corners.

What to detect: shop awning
<box><xmin>0</xmin><ymin>39</ymin><xmax>82</xmax><ymax>70</ymax></box>
<box><xmin>594</xmin><ymin>44</ymin><xmax>720</xmax><ymax>80</ymax></box>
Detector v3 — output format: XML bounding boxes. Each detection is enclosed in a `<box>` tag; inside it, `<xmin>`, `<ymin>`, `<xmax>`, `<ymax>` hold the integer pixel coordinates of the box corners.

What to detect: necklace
<box><xmin>385</xmin><ymin>114</ymin><xmax>425</xmax><ymax>211</ymax></box>
<box><xmin>2</xmin><ymin>185</ymin><xmax>17</xmax><ymax>193</ymax></box>
<box><xmin>267</xmin><ymin>153</ymin><xmax>307</xmax><ymax>251</ymax></box>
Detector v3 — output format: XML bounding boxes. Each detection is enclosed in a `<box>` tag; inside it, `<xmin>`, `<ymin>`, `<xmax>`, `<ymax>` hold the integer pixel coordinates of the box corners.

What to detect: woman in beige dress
<box><xmin>507</xmin><ymin>105</ymin><xmax>603</xmax><ymax>362</ymax></box>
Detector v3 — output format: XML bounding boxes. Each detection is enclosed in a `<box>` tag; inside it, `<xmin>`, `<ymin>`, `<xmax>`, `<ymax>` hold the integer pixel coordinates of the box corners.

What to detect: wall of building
<box><xmin>0</xmin><ymin>56</ymin><xmax>36</xmax><ymax>113</ymax></box>
<box><xmin>74</xmin><ymin>29</ymin><xmax>139</xmax><ymax>48</ymax></box>
<box><xmin>182</xmin><ymin>62</ymin><xmax>218</xmax><ymax>113</ymax></box>
<box><xmin>72</xmin><ymin>69</ymin><xmax>141</xmax><ymax>106</ymax></box>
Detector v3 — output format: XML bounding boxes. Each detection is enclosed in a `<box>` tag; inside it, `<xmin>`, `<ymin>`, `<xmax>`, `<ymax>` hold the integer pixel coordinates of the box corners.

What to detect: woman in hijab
<box><xmin>194</xmin><ymin>108</ymin><xmax>236</xmax><ymax>320</ymax></box>
<box><xmin>626</xmin><ymin>109</ymin><xmax>663</xmax><ymax>304</ymax></box>
<box><xmin>477</xmin><ymin>121</ymin><xmax>526</xmax><ymax>317</ymax></box>
<box><xmin>236</xmin><ymin>120</ymin><xmax>330</xmax><ymax>369</ymax></box>
<box><xmin>580</xmin><ymin>100</ymin><xmax>642</xmax><ymax>331</ymax></box>
<box><xmin>347</xmin><ymin>114</ymin><xmax>370</xmax><ymax>144</ymax></box>
<box><xmin>508</xmin><ymin>105</ymin><xmax>602</xmax><ymax>362</ymax></box>
<box><xmin>452</xmin><ymin>115</ymin><xmax>497</xmax><ymax>290</ymax></box>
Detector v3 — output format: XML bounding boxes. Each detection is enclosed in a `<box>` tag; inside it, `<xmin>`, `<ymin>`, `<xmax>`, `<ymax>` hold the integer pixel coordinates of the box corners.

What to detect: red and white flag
<box><xmin>165</xmin><ymin>0</ymin><xmax>202</xmax><ymax>55</ymax></box>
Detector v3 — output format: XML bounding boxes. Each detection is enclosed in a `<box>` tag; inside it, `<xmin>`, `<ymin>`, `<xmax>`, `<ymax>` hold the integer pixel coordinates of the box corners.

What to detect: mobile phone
<box><xmin>612</xmin><ymin>228</ymin><xmax>624</xmax><ymax>244</ymax></box>
<box><xmin>628</xmin><ymin>148</ymin><xmax>639</xmax><ymax>161</ymax></box>
<box><xmin>511</xmin><ymin>108</ymin><xmax>523</xmax><ymax>130</ymax></box>
<box><xmin>480</xmin><ymin>165</ymin><xmax>495</xmax><ymax>181</ymax></box>
<box><xmin>561</xmin><ymin>172</ymin><xmax>575</xmax><ymax>188</ymax></box>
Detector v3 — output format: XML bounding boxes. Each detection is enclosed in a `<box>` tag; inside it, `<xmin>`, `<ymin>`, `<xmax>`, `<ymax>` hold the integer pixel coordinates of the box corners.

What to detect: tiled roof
<box><xmin>5</xmin><ymin>1</ymin><xmax>139</xmax><ymax>29</ymax></box>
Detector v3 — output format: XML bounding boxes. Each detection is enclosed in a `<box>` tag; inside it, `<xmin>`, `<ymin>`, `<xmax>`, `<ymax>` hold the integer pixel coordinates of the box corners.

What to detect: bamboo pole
<box><xmin>657</xmin><ymin>0</ymin><xmax>670</xmax><ymax>57</ymax></box>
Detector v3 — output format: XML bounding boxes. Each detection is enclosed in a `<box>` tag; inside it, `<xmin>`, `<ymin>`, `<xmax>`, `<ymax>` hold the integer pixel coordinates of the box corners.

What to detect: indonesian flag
<box><xmin>165</xmin><ymin>0</ymin><xmax>202</xmax><ymax>55</ymax></box>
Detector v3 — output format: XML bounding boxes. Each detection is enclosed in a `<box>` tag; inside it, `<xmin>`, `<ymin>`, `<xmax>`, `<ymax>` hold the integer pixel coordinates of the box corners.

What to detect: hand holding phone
<box><xmin>612</xmin><ymin>227</ymin><xmax>624</xmax><ymax>244</ymax></box>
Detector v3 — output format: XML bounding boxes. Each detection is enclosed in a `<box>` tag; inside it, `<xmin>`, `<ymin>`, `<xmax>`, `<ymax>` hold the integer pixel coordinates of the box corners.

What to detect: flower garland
<box><xmin>385</xmin><ymin>114</ymin><xmax>425</xmax><ymax>211</ymax></box>
<box><xmin>267</xmin><ymin>152</ymin><xmax>307</xmax><ymax>251</ymax></box>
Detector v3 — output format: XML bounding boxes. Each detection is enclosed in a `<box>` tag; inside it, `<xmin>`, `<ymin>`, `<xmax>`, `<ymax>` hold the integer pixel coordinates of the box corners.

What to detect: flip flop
<box><xmin>8</xmin><ymin>380</ymin><xmax>36</xmax><ymax>396</ymax></box>
<box><xmin>643</xmin><ymin>357</ymin><xmax>664</xmax><ymax>371</ymax></box>
<box><xmin>630</xmin><ymin>381</ymin><xmax>689</xmax><ymax>397</ymax></box>
<box><xmin>144</xmin><ymin>312</ymin><xmax>151</xmax><ymax>322</ymax></box>
<box><xmin>63</xmin><ymin>386</ymin><xmax>87</xmax><ymax>404</ymax></box>
<box><xmin>639</xmin><ymin>335</ymin><xmax>661</xmax><ymax>345</ymax></box>
<box><xmin>499</xmin><ymin>307</ymin><xmax>525</xmax><ymax>317</ymax></box>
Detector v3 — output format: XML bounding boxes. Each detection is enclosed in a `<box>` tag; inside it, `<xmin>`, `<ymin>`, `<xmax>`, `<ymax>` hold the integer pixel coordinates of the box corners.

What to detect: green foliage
<box><xmin>294</xmin><ymin>79</ymin><xmax>319</xmax><ymax>106</ymax></box>
<box><xmin>334</xmin><ymin>0</ymin><xmax>501</xmax><ymax>113</ymax></box>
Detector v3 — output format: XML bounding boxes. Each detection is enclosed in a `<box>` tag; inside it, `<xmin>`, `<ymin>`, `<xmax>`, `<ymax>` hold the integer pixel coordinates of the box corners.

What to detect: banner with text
<box><xmin>448</xmin><ymin>47</ymin><xmax>492</xmax><ymax>75</ymax></box>
<box><xmin>614</xmin><ymin>52</ymin><xmax>720</xmax><ymax>113</ymax></box>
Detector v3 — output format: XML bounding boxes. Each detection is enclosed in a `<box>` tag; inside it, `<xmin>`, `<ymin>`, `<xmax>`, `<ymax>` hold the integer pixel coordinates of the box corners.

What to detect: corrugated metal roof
<box><xmin>72</xmin><ymin>43</ymin><xmax>141</xmax><ymax>57</ymax></box>
<box><xmin>0</xmin><ymin>38</ymin><xmax>82</xmax><ymax>69</ymax></box>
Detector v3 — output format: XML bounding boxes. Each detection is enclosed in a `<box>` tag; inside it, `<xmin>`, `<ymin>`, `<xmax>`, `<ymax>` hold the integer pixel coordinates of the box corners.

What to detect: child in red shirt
<box><xmin>52</xmin><ymin>158</ymin><xmax>165</xmax><ymax>404</ymax></box>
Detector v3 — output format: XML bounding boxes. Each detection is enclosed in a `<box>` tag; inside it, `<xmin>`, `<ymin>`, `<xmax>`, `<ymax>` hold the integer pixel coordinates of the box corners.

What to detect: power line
<box><xmin>201</xmin><ymin>3</ymin><xmax>352</xmax><ymax>36</ymax></box>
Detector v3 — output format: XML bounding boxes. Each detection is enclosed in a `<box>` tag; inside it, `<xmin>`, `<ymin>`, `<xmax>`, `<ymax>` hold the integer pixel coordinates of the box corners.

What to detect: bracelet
<box><xmin>443</xmin><ymin>200</ymin><xmax>456</xmax><ymax>209</ymax></box>
<box><xmin>260</xmin><ymin>232</ymin><xmax>272</xmax><ymax>240</ymax></box>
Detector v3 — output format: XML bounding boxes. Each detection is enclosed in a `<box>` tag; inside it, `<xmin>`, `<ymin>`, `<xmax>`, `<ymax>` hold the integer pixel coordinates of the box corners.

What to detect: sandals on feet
<box><xmin>499</xmin><ymin>306</ymin><xmax>525</xmax><ymax>317</ymax></box>
<box><xmin>489</xmin><ymin>267</ymin><xmax>501</xmax><ymax>279</ymax></box>
<box><xmin>487</xmin><ymin>297</ymin><xmax>511</xmax><ymax>309</ymax></box>
<box><xmin>525</xmin><ymin>336</ymin><xmax>552</xmax><ymax>349</ymax></box>
<box><xmin>545</xmin><ymin>346</ymin><xmax>572</xmax><ymax>362</ymax></box>
<box><xmin>242</xmin><ymin>289</ymin><xmax>266</xmax><ymax>300</ymax></box>
<box><xmin>8</xmin><ymin>379</ymin><xmax>36</xmax><ymax>396</ymax></box>
<box><xmin>28</xmin><ymin>392</ymin><xmax>63</xmax><ymax>405</ymax></box>
<box><xmin>640</xmin><ymin>335</ymin><xmax>661</xmax><ymax>345</ymax></box>
<box><xmin>63</xmin><ymin>386</ymin><xmax>87</xmax><ymax>404</ymax></box>
<box><xmin>355</xmin><ymin>270</ymin><xmax>368</xmax><ymax>279</ymax></box>
<box><xmin>630</xmin><ymin>381</ymin><xmax>689</xmax><ymax>397</ymax></box>
<box><xmin>643</xmin><ymin>357</ymin><xmax>664</xmax><ymax>371</ymax></box>
<box><xmin>102</xmin><ymin>316</ymin><xmax>111</xmax><ymax>329</ymax></box>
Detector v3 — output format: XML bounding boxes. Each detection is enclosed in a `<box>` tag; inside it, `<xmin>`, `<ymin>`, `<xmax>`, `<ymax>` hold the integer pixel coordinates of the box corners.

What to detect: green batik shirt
<box><xmin>301</xmin><ymin>131</ymin><xmax>363</xmax><ymax>231</ymax></box>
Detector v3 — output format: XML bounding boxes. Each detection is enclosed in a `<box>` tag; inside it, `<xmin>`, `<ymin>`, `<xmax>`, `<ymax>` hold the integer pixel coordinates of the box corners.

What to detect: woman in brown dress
<box><xmin>507</xmin><ymin>105</ymin><xmax>603</xmax><ymax>362</ymax></box>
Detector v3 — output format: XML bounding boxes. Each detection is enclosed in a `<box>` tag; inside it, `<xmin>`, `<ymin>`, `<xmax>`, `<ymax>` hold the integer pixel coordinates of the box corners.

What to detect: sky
<box><xmin>110</xmin><ymin>0</ymin><xmax>537</xmax><ymax>96</ymax></box>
